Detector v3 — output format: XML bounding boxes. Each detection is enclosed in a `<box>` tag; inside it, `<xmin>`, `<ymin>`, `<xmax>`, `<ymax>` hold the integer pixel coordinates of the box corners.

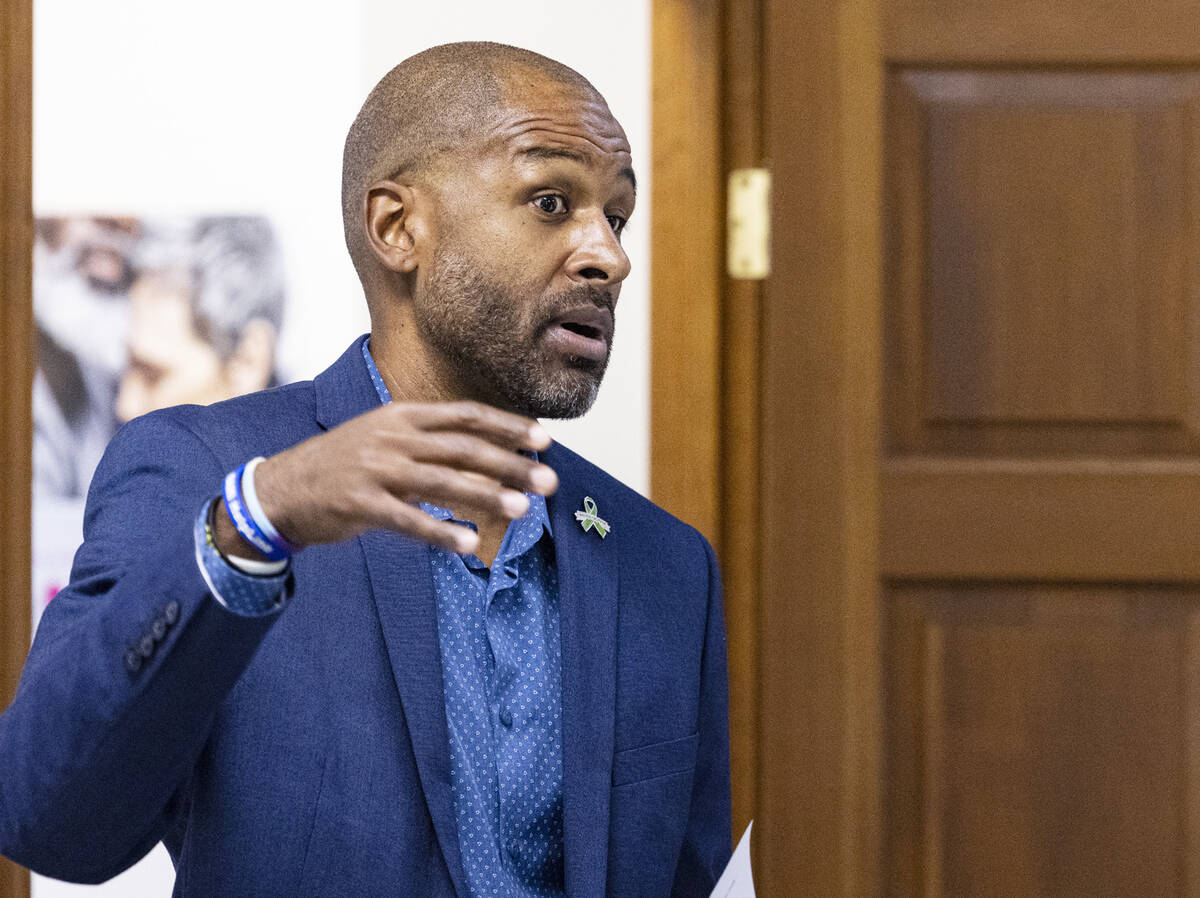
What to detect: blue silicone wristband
<box><xmin>222</xmin><ymin>463</ymin><xmax>290</xmax><ymax>562</ymax></box>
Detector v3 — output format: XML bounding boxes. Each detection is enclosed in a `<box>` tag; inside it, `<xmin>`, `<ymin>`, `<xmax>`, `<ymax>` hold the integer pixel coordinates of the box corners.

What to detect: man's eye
<box><xmin>606</xmin><ymin>215</ymin><xmax>627</xmax><ymax>235</ymax></box>
<box><xmin>535</xmin><ymin>195</ymin><xmax>567</xmax><ymax>215</ymax></box>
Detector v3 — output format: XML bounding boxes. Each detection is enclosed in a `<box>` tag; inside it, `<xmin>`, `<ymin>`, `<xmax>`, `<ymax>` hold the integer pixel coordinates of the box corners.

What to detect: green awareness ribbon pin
<box><xmin>574</xmin><ymin>496</ymin><xmax>611</xmax><ymax>538</ymax></box>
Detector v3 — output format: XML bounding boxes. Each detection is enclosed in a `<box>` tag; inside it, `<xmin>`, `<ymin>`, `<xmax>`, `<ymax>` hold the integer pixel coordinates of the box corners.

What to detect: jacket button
<box><xmin>164</xmin><ymin>601</ymin><xmax>180</xmax><ymax>625</ymax></box>
<box><xmin>138</xmin><ymin>634</ymin><xmax>156</xmax><ymax>658</ymax></box>
<box><xmin>151</xmin><ymin>618</ymin><xmax>167</xmax><ymax>641</ymax></box>
<box><xmin>124</xmin><ymin>649</ymin><xmax>143</xmax><ymax>673</ymax></box>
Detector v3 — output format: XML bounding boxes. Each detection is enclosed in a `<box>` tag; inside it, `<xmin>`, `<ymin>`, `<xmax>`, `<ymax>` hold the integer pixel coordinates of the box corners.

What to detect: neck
<box><xmin>369</xmin><ymin>315</ymin><xmax>463</xmax><ymax>406</ymax></box>
<box><xmin>369</xmin><ymin>310</ymin><xmax>518</xmax><ymax>413</ymax></box>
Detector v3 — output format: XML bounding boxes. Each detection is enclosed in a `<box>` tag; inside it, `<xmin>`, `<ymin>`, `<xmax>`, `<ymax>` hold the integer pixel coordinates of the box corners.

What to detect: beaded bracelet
<box><xmin>221</xmin><ymin>459</ymin><xmax>293</xmax><ymax>561</ymax></box>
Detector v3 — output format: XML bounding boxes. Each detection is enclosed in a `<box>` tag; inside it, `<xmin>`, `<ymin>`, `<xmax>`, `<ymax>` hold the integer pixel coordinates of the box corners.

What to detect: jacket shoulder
<box><xmin>114</xmin><ymin>379</ymin><xmax>320</xmax><ymax>470</ymax></box>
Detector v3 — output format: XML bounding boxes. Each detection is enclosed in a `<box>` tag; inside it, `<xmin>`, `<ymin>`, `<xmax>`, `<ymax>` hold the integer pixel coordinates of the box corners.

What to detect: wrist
<box><xmin>251</xmin><ymin>455</ymin><xmax>303</xmax><ymax>549</ymax></box>
<box><xmin>212</xmin><ymin>496</ymin><xmax>274</xmax><ymax>562</ymax></box>
<box><xmin>219</xmin><ymin>458</ymin><xmax>299</xmax><ymax>561</ymax></box>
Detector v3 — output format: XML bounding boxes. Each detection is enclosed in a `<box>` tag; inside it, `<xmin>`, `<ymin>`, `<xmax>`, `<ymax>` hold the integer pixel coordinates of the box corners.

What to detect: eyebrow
<box><xmin>517</xmin><ymin>146</ymin><xmax>638</xmax><ymax>196</ymax></box>
<box><xmin>126</xmin><ymin>350</ymin><xmax>166</xmax><ymax>377</ymax></box>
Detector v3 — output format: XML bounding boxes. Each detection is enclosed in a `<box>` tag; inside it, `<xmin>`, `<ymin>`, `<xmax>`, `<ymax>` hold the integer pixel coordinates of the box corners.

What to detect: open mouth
<box><xmin>560</xmin><ymin>321</ymin><xmax>603</xmax><ymax>341</ymax></box>
<box><xmin>544</xmin><ymin>309</ymin><xmax>612</xmax><ymax>363</ymax></box>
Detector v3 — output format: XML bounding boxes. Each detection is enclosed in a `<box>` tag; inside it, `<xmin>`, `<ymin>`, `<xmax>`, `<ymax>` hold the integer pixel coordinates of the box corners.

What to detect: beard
<box><xmin>411</xmin><ymin>247</ymin><xmax>616</xmax><ymax>419</ymax></box>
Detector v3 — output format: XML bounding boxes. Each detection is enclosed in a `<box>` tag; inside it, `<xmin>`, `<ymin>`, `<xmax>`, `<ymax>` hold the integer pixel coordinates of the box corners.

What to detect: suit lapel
<box><xmin>358</xmin><ymin>531</ymin><xmax>468</xmax><ymax>898</ymax></box>
<box><xmin>315</xmin><ymin>338</ymin><xmax>468</xmax><ymax>896</ymax></box>
<box><xmin>547</xmin><ymin>445</ymin><xmax>619</xmax><ymax>898</ymax></box>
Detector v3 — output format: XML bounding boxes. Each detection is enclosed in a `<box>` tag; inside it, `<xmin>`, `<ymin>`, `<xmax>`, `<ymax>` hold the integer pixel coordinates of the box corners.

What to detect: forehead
<box><xmin>480</xmin><ymin>78</ymin><xmax>633</xmax><ymax>167</ymax></box>
<box><xmin>127</xmin><ymin>274</ymin><xmax>202</xmax><ymax>357</ymax></box>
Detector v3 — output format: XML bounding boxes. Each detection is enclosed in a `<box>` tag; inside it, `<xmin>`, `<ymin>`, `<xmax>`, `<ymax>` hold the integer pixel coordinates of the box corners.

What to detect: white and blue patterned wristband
<box><xmin>222</xmin><ymin>461</ymin><xmax>293</xmax><ymax>562</ymax></box>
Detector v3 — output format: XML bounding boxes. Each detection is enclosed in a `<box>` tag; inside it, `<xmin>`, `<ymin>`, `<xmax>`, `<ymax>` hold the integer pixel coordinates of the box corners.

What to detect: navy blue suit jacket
<box><xmin>0</xmin><ymin>338</ymin><xmax>731</xmax><ymax>896</ymax></box>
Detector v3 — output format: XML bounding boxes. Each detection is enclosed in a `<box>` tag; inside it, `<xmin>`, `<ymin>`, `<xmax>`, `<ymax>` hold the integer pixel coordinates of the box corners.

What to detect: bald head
<box><xmin>341</xmin><ymin>42</ymin><xmax>603</xmax><ymax>281</ymax></box>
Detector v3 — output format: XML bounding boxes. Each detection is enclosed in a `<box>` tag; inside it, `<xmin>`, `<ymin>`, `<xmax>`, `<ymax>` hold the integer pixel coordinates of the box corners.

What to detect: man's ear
<box><xmin>365</xmin><ymin>180</ymin><xmax>426</xmax><ymax>273</ymax></box>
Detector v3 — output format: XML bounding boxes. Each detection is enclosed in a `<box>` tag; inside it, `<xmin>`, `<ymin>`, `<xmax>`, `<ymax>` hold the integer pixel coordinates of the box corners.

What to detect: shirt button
<box><xmin>499</xmin><ymin>709</ymin><xmax>513</xmax><ymax>728</ymax></box>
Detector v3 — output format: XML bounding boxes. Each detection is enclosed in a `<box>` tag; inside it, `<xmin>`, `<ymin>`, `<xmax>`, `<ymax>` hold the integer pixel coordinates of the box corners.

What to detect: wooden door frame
<box><xmin>650</xmin><ymin>0</ymin><xmax>764</xmax><ymax>848</ymax></box>
<box><xmin>651</xmin><ymin>0</ymin><xmax>883</xmax><ymax>893</ymax></box>
<box><xmin>1</xmin><ymin>0</ymin><xmax>34</xmax><ymax>895</ymax></box>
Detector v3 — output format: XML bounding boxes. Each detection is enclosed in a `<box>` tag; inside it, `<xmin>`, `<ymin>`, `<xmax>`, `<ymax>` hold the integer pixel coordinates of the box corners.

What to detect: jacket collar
<box><xmin>358</xmin><ymin>529</ymin><xmax>470</xmax><ymax>897</ymax></box>
<box><xmin>313</xmin><ymin>334</ymin><xmax>381</xmax><ymax>431</ymax></box>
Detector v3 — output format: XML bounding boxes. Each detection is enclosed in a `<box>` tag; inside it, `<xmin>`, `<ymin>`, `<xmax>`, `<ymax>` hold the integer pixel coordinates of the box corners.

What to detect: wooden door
<box><xmin>654</xmin><ymin>0</ymin><xmax>1200</xmax><ymax>894</ymax></box>
<box><xmin>880</xmin><ymin>7</ymin><xmax>1200</xmax><ymax>895</ymax></box>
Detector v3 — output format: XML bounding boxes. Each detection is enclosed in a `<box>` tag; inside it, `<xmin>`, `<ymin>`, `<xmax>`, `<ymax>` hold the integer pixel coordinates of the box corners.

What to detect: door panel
<box><xmin>887</xmin><ymin>69</ymin><xmax>1200</xmax><ymax>457</ymax></box>
<box><xmin>880</xmin><ymin>12</ymin><xmax>1200</xmax><ymax>898</ymax></box>
<box><xmin>883</xmin><ymin>460</ymin><xmax>1200</xmax><ymax>580</ymax></box>
<box><xmin>0</xmin><ymin>0</ymin><xmax>33</xmax><ymax>895</ymax></box>
<box><xmin>886</xmin><ymin>585</ymin><xmax>1200</xmax><ymax>898</ymax></box>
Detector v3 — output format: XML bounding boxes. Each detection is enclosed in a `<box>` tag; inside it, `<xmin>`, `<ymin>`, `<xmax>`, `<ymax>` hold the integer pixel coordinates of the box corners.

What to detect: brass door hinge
<box><xmin>727</xmin><ymin>168</ymin><xmax>771</xmax><ymax>280</ymax></box>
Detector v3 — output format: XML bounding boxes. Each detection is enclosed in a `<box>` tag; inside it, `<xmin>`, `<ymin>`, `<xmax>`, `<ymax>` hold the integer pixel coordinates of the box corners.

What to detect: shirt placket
<box><xmin>488</xmin><ymin>536</ymin><xmax>563</xmax><ymax>889</ymax></box>
<box><xmin>486</xmin><ymin>520</ymin><xmax>534</xmax><ymax>873</ymax></box>
<box><xmin>431</xmin><ymin>545</ymin><xmax>506</xmax><ymax>893</ymax></box>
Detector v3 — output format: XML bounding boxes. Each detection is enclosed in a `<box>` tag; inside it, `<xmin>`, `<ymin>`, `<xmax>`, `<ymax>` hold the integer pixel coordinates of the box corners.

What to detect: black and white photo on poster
<box><xmin>32</xmin><ymin>215</ymin><xmax>288</xmax><ymax>630</ymax></box>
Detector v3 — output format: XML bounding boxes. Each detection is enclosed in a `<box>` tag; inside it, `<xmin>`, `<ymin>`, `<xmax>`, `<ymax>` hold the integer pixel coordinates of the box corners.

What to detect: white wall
<box><xmin>31</xmin><ymin>1</ymin><xmax>649</xmax><ymax>894</ymax></box>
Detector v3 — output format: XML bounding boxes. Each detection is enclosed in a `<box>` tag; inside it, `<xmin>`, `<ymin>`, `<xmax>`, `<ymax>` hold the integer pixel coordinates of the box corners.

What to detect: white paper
<box><xmin>709</xmin><ymin>821</ymin><xmax>755</xmax><ymax>898</ymax></box>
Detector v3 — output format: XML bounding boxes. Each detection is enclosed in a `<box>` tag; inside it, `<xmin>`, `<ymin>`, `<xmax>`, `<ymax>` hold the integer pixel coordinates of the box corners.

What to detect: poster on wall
<box><xmin>32</xmin><ymin>215</ymin><xmax>289</xmax><ymax>636</ymax></box>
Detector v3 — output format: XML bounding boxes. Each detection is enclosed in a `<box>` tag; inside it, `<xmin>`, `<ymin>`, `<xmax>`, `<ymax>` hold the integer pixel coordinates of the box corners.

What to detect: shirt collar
<box><xmin>362</xmin><ymin>337</ymin><xmax>393</xmax><ymax>405</ymax></box>
<box><xmin>420</xmin><ymin>493</ymin><xmax>551</xmax><ymax>535</ymax></box>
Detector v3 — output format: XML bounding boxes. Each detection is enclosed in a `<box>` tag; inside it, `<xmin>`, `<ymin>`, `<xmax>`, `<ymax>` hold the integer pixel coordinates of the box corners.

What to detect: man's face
<box><xmin>411</xmin><ymin>77</ymin><xmax>636</xmax><ymax>419</ymax></box>
<box><xmin>115</xmin><ymin>270</ymin><xmax>233</xmax><ymax>422</ymax></box>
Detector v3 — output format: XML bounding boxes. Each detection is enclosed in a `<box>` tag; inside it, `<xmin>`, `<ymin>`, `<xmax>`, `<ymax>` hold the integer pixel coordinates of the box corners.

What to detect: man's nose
<box><xmin>566</xmin><ymin>214</ymin><xmax>631</xmax><ymax>286</ymax></box>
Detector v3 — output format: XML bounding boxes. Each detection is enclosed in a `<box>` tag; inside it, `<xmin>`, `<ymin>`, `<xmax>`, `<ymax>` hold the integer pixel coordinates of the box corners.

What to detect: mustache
<box><xmin>535</xmin><ymin>284</ymin><xmax>616</xmax><ymax>324</ymax></box>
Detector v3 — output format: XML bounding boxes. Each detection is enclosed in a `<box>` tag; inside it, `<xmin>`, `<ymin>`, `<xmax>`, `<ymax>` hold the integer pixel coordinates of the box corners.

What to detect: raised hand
<box><xmin>214</xmin><ymin>400</ymin><xmax>558</xmax><ymax>559</ymax></box>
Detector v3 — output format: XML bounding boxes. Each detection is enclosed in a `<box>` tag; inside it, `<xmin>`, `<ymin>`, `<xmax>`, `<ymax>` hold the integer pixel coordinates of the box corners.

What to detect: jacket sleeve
<box><xmin>671</xmin><ymin>531</ymin><xmax>733</xmax><ymax>895</ymax></box>
<box><xmin>0</xmin><ymin>411</ymin><xmax>286</xmax><ymax>883</ymax></box>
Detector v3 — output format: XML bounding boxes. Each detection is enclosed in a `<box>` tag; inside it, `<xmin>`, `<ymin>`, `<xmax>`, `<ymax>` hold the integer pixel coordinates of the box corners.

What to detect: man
<box><xmin>33</xmin><ymin>217</ymin><xmax>137</xmax><ymax>499</ymax></box>
<box><xmin>33</xmin><ymin>216</ymin><xmax>284</xmax><ymax>499</ymax></box>
<box><xmin>116</xmin><ymin>216</ymin><xmax>286</xmax><ymax>424</ymax></box>
<box><xmin>32</xmin><ymin>215</ymin><xmax>286</xmax><ymax>636</ymax></box>
<box><xmin>0</xmin><ymin>42</ymin><xmax>731</xmax><ymax>896</ymax></box>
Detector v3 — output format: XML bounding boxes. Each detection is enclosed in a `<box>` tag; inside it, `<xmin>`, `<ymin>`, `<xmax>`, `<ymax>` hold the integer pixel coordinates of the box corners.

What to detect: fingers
<box><xmin>396</xmin><ymin>461</ymin><xmax>531</xmax><ymax>521</ymax></box>
<box><xmin>261</xmin><ymin>399</ymin><xmax>560</xmax><ymax>552</ymax></box>
<box><xmin>392</xmin><ymin>431</ymin><xmax>558</xmax><ymax>496</ymax></box>
<box><xmin>380</xmin><ymin>499</ymin><xmax>480</xmax><ymax>554</ymax></box>
<box><xmin>398</xmin><ymin>401</ymin><xmax>551</xmax><ymax>453</ymax></box>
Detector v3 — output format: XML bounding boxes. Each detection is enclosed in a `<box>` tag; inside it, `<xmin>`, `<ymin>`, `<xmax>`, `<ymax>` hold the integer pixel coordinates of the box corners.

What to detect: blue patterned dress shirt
<box><xmin>193</xmin><ymin>339</ymin><xmax>566</xmax><ymax>897</ymax></box>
